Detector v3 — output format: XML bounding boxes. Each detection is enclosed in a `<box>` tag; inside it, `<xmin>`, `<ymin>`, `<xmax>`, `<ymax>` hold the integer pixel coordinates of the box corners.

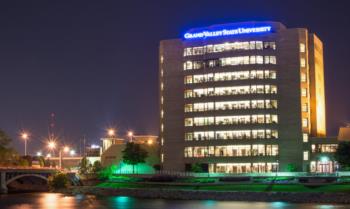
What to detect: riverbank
<box><xmin>62</xmin><ymin>185</ymin><xmax>350</xmax><ymax>204</ymax></box>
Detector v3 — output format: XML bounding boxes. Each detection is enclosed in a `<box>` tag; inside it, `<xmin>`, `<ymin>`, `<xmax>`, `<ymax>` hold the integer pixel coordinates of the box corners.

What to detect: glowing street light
<box><xmin>127</xmin><ymin>131</ymin><xmax>133</xmax><ymax>142</ymax></box>
<box><xmin>36</xmin><ymin>151</ymin><xmax>42</xmax><ymax>157</ymax></box>
<box><xmin>47</xmin><ymin>141</ymin><xmax>56</xmax><ymax>150</ymax></box>
<box><xmin>63</xmin><ymin>146</ymin><xmax>70</xmax><ymax>153</ymax></box>
<box><xmin>108</xmin><ymin>129</ymin><xmax>115</xmax><ymax>137</ymax></box>
<box><xmin>21</xmin><ymin>132</ymin><xmax>29</xmax><ymax>156</ymax></box>
<box><xmin>69</xmin><ymin>150</ymin><xmax>76</xmax><ymax>156</ymax></box>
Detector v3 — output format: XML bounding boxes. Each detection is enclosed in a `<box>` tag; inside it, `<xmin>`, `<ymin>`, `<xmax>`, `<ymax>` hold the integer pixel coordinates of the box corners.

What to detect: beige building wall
<box><xmin>308</xmin><ymin>34</ymin><xmax>326</xmax><ymax>137</ymax></box>
<box><xmin>101</xmin><ymin>137</ymin><xmax>160</xmax><ymax>168</ymax></box>
<box><xmin>338</xmin><ymin>126</ymin><xmax>350</xmax><ymax>141</ymax></box>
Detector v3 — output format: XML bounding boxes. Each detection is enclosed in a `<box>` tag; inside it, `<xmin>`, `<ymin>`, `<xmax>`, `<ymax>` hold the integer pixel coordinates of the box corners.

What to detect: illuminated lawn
<box><xmin>97</xmin><ymin>182</ymin><xmax>350</xmax><ymax>193</ymax></box>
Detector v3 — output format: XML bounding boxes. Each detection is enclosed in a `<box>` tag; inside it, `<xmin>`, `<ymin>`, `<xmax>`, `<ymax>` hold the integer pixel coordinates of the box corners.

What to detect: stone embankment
<box><xmin>64</xmin><ymin>186</ymin><xmax>350</xmax><ymax>204</ymax></box>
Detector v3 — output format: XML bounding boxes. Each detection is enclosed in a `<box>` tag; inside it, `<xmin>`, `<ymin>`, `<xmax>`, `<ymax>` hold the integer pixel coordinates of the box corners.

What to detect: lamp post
<box><xmin>47</xmin><ymin>141</ymin><xmax>73</xmax><ymax>169</ymax></box>
<box><xmin>108</xmin><ymin>129</ymin><xmax>115</xmax><ymax>137</ymax></box>
<box><xmin>59</xmin><ymin>146</ymin><xmax>70</xmax><ymax>169</ymax></box>
<box><xmin>21</xmin><ymin>132</ymin><xmax>29</xmax><ymax>156</ymax></box>
<box><xmin>127</xmin><ymin>131</ymin><xmax>133</xmax><ymax>142</ymax></box>
<box><xmin>47</xmin><ymin>141</ymin><xmax>56</xmax><ymax>156</ymax></box>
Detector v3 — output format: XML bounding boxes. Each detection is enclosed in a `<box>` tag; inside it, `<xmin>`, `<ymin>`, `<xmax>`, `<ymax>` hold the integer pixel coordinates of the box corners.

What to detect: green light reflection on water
<box><xmin>271</xmin><ymin>201</ymin><xmax>290</xmax><ymax>208</ymax></box>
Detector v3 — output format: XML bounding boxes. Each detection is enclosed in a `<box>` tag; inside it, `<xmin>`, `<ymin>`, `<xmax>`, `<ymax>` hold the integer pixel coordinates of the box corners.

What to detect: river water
<box><xmin>0</xmin><ymin>193</ymin><xmax>349</xmax><ymax>209</ymax></box>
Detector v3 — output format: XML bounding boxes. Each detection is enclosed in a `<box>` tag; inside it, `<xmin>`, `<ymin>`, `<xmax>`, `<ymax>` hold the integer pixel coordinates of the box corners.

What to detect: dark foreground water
<box><xmin>0</xmin><ymin>193</ymin><xmax>350</xmax><ymax>209</ymax></box>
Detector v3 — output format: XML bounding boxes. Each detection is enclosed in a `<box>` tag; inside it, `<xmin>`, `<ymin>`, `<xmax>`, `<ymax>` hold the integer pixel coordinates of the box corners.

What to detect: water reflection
<box><xmin>0</xmin><ymin>193</ymin><xmax>348</xmax><ymax>209</ymax></box>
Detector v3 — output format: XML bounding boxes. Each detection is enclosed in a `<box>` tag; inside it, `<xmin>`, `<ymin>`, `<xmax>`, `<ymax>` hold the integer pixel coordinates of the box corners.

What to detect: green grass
<box><xmin>96</xmin><ymin>182</ymin><xmax>350</xmax><ymax>193</ymax></box>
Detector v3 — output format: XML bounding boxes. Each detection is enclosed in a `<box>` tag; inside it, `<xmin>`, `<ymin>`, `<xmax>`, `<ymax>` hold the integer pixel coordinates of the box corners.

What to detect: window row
<box><xmin>214</xmin><ymin>163</ymin><xmax>278</xmax><ymax>173</ymax></box>
<box><xmin>185</xmin><ymin>129</ymin><xmax>278</xmax><ymax>141</ymax></box>
<box><xmin>184</xmin><ymin>70</ymin><xmax>276</xmax><ymax>84</ymax></box>
<box><xmin>185</xmin><ymin>115</ymin><xmax>278</xmax><ymax>126</ymax></box>
<box><xmin>185</xmin><ymin>100</ymin><xmax>278</xmax><ymax>112</ymax></box>
<box><xmin>183</xmin><ymin>56</ymin><xmax>277</xmax><ymax>70</ymax></box>
<box><xmin>183</xmin><ymin>41</ymin><xmax>276</xmax><ymax>56</ymax></box>
<box><xmin>184</xmin><ymin>144</ymin><xmax>278</xmax><ymax>158</ymax></box>
<box><xmin>311</xmin><ymin>144</ymin><xmax>338</xmax><ymax>153</ymax></box>
<box><xmin>184</xmin><ymin>85</ymin><xmax>277</xmax><ymax>98</ymax></box>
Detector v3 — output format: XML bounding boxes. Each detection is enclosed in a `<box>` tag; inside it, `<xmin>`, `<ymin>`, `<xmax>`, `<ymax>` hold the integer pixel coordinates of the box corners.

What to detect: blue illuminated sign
<box><xmin>184</xmin><ymin>26</ymin><xmax>272</xmax><ymax>39</ymax></box>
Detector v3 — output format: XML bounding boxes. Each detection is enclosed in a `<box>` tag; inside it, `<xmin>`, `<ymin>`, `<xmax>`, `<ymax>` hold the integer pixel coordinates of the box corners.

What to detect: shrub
<box><xmin>148</xmin><ymin>174</ymin><xmax>178</xmax><ymax>182</ymax></box>
<box><xmin>191</xmin><ymin>163</ymin><xmax>203</xmax><ymax>173</ymax></box>
<box><xmin>48</xmin><ymin>173</ymin><xmax>69</xmax><ymax>190</ymax></box>
<box><xmin>218</xmin><ymin>177</ymin><xmax>251</xmax><ymax>182</ymax></box>
<box><xmin>92</xmin><ymin>161</ymin><xmax>103</xmax><ymax>173</ymax></box>
<box><xmin>98</xmin><ymin>165</ymin><xmax>117</xmax><ymax>180</ymax></box>
<box><xmin>286</xmin><ymin>163</ymin><xmax>297</xmax><ymax>172</ymax></box>
<box><xmin>153</xmin><ymin>164</ymin><xmax>161</xmax><ymax>171</ymax></box>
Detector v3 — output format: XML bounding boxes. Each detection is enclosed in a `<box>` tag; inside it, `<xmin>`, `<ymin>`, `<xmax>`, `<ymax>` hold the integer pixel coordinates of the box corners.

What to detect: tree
<box><xmin>122</xmin><ymin>142</ymin><xmax>148</xmax><ymax>174</ymax></box>
<box><xmin>38</xmin><ymin>156</ymin><xmax>46</xmax><ymax>167</ymax></box>
<box><xmin>191</xmin><ymin>163</ymin><xmax>203</xmax><ymax>173</ymax></box>
<box><xmin>48</xmin><ymin>172</ymin><xmax>69</xmax><ymax>190</ymax></box>
<box><xmin>98</xmin><ymin>165</ymin><xmax>117</xmax><ymax>180</ymax></box>
<box><xmin>92</xmin><ymin>161</ymin><xmax>103</xmax><ymax>173</ymax></box>
<box><xmin>78</xmin><ymin>157</ymin><xmax>91</xmax><ymax>175</ymax></box>
<box><xmin>335</xmin><ymin>141</ymin><xmax>350</xmax><ymax>171</ymax></box>
<box><xmin>0</xmin><ymin>129</ymin><xmax>18</xmax><ymax>166</ymax></box>
<box><xmin>0</xmin><ymin>129</ymin><xmax>11</xmax><ymax>147</ymax></box>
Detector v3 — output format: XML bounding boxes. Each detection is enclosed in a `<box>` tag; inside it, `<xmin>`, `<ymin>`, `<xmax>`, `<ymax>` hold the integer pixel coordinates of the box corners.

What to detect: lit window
<box><xmin>184</xmin><ymin>48</ymin><xmax>192</xmax><ymax>56</ymax></box>
<box><xmin>300</xmin><ymin>58</ymin><xmax>306</xmax><ymax>67</ymax></box>
<box><xmin>264</xmin><ymin>42</ymin><xmax>276</xmax><ymax>50</ymax></box>
<box><xmin>301</xmin><ymin>73</ymin><xmax>307</xmax><ymax>82</ymax></box>
<box><xmin>160</xmin><ymin>82</ymin><xmax>164</xmax><ymax>90</ymax></box>
<box><xmin>185</xmin><ymin>118</ymin><xmax>193</xmax><ymax>127</ymax></box>
<box><xmin>256</xmin><ymin>56</ymin><xmax>264</xmax><ymax>64</ymax></box>
<box><xmin>184</xmin><ymin>76</ymin><xmax>192</xmax><ymax>84</ymax></box>
<box><xmin>161</xmin><ymin>110</ymin><xmax>164</xmax><ymax>118</ymax></box>
<box><xmin>303</xmin><ymin>133</ymin><xmax>308</xmax><ymax>142</ymax></box>
<box><xmin>303</xmin><ymin>151</ymin><xmax>309</xmax><ymax>161</ymax></box>
<box><xmin>302</xmin><ymin>118</ymin><xmax>308</xmax><ymax>128</ymax></box>
<box><xmin>264</xmin><ymin>56</ymin><xmax>277</xmax><ymax>64</ymax></box>
<box><xmin>161</xmin><ymin>153</ymin><xmax>164</xmax><ymax>162</ymax></box>
<box><xmin>185</xmin><ymin>133</ymin><xmax>193</xmax><ymax>141</ymax></box>
<box><xmin>256</xmin><ymin>41</ymin><xmax>263</xmax><ymax>50</ymax></box>
<box><xmin>161</xmin><ymin>96</ymin><xmax>164</xmax><ymax>104</ymax></box>
<box><xmin>300</xmin><ymin>43</ymin><xmax>305</xmax><ymax>53</ymax></box>
<box><xmin>161</xmin><ymin>138</ymin><xmax>164</xmax><ymax>146</ymax></box>
<box><xmin>161</xmin><ymin>124</ymin><xmax>164</xmax><ymax>132</ymax></box>
<box><xmin>184</xmin><ymin>90</ymin><xmax>193</xmax><ymax>98</ymax></box>
<box><xmin>301</xmin><ymin>88</ymin><xmax>307</xmax><ymax>97</ymax></box>
<box><xmin>184</xmin><ymin>104</ymin><xmax>193</xmax><ymax>112</ymax></box>
<box><xmin>302</xmin><ymin>103</ymin><xmax>308</xmax><ymax>112</ymax></box>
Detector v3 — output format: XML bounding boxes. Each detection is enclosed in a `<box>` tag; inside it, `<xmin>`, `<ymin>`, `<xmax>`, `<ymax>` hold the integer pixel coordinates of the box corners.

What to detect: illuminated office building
<box><xmin>159</xmin><ymin>21</ymin><xmax>330</xmax><ymax>173</ymax></box>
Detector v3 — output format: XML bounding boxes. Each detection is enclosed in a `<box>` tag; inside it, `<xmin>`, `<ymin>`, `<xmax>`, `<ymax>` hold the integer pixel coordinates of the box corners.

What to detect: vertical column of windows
<box><xmin>160</xmin><ymin>55</ymin><xmax>165</xmax><ymax>150</ymax></box>
<box><xmin>300</xmin><ymin>42</ymin><xmax>310</xmax><ymax>134</ymax></box>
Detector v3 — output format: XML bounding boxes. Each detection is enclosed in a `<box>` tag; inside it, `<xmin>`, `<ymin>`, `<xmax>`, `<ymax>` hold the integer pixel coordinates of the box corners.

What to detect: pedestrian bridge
<box><xmin>0</xmin><ymin>167</ymin><xmax>57</xmax><ymax>193</ymax></box>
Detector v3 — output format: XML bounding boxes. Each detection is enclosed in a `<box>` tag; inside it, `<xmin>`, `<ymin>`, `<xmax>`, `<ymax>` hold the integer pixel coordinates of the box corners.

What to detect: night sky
<box><xmin>0</xmin><ymin>0</ymin><xmax>349</xmax><ymax>155</ymax></box>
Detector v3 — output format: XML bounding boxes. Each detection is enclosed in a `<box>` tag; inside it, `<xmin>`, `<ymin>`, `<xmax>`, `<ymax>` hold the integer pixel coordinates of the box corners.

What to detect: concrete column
<box><xmin>0</xmin><ymin>172</ymin><xmax>8</xmax><ymax>194</ymax></box>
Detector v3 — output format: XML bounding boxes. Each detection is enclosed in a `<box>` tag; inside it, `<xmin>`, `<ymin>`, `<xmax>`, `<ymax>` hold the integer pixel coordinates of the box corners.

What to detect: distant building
<box><xmin>100</xmin><ymin>135</ymin><xmax>160</xmax><ymax>173</ymax></box>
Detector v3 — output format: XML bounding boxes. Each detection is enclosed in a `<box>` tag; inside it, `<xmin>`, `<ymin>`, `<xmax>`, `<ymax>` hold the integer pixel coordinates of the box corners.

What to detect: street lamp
<box><xmin>108</xmin><ymin>129</ymin><xmax>115</xmax><ymax>137</ymax></box>
<box><xmin>21</xmin><ymin>132</ymin><xmax>29</xmax><ymax>156</ymax></box>
<box><xmin>47</xmin><ymin>141</ymin><xmax>56</xmax><ymax>154</ymax></box>
<box><xmin>127</xmin><ymin>131</ymin><xmax>133</xmax><ymax>142</ymax></box>
<box><xmin>69</xmin><ymin>149</ymin><xmax>76</xmax><ymax>156</ymax></box>
<box><xmin>63</xmin><ymin>146</ymin><xmax>70</xmax><ymax>153</ymax></box>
